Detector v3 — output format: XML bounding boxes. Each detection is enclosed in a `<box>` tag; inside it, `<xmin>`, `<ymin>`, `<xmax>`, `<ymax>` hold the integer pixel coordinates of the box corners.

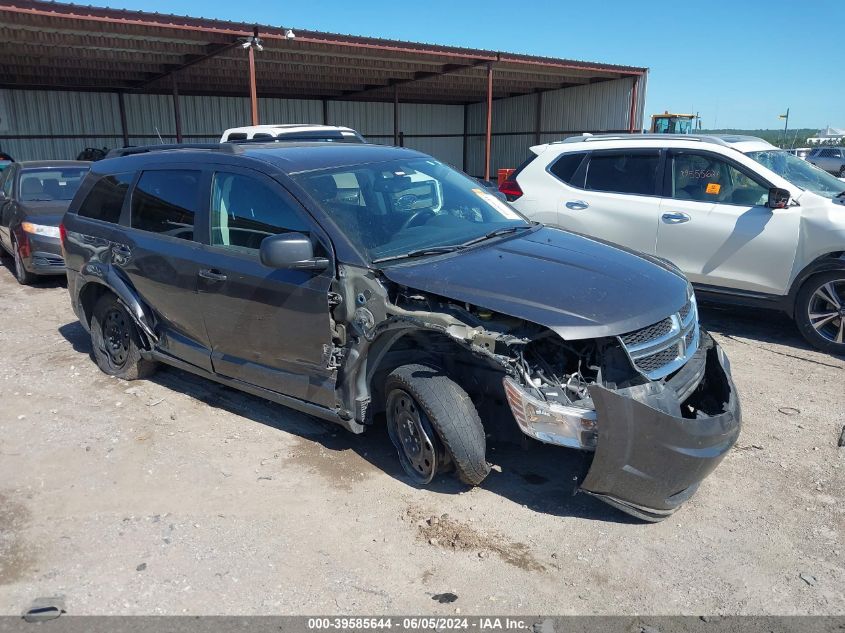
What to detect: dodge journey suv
<box><xmin>503</xmin><ymin>134</ymin><xmax>845</xmax><ymax>354</ymax></box>
<box><xmin>61</xmin><ymin>142</ymin><xmax>740</xmax><ymax>521</ymax></box>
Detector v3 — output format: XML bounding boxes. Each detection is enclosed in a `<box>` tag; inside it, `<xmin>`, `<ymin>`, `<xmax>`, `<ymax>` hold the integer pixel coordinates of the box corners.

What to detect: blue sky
<box><xmin>90</xmin><ymin>0</ymin><xmax>843</xmax><ymax>130</ymax></box>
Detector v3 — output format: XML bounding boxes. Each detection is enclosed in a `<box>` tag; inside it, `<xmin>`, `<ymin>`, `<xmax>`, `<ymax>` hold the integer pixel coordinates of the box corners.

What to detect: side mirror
<box><xmin>0</xmin><ymin>191</ymin><xmax>6</xmax><ymax>201</ymax></box>
<box><xmin>259</xmin><ymin>232</ymin><xmax>328</xmax><ymax>271</ymax></box>
<box><xmin>767</xmin><ymin>187</ymin><xmax>791</xmax><ymax>209</ymax></box>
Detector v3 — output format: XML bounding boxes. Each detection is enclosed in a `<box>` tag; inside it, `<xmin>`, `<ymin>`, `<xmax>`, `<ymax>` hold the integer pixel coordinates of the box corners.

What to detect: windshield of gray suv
<box><xmin>745</xmin><ymin>150</ymin><xmax>845</xmax><ymax>199</ymax></box>
<box><xmin>293</xmin><ymin>158</ymin><xmax>530</xmax><ymax>262</ymax></box>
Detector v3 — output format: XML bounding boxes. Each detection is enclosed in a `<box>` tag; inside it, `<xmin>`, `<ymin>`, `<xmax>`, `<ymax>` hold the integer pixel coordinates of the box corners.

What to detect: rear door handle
<box><xmin>661</xmin><ymin>212</ymin><xmax>691</xmax><ymax>224</ymax></box>
<box><xmin>565</xmin><ymin>200</ymin><xmax>590</xmax><ymax>210</ymax></box>
<box><xmin>198</xmin><ymin>268</ymin><xmax>228</xmax><ymax>282</ymax></box>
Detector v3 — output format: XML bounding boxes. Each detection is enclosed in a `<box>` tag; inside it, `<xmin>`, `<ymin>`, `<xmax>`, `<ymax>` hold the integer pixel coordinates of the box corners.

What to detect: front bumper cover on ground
<box><xmin>580</xmin><ymin>331</ymin><xmax>741</xmax><ymax>521</ymax></box>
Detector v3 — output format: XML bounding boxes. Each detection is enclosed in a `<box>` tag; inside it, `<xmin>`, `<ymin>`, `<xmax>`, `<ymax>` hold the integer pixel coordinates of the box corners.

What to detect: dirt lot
<box><xmin>0</xmin><ymin>258</ymin><xmax>842</xmax><ymax>616</ymax></box>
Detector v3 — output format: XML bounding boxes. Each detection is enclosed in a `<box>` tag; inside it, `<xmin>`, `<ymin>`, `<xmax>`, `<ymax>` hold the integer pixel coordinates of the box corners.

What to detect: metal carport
<box><xmin>0</xmin><ymin>0</ymin><xmax>647</xmax><ymax>177</ymax></box>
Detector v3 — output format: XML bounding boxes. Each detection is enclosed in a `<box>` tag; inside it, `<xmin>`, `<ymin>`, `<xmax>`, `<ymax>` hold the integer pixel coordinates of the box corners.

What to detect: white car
<box><xmin>503</xmin><ymin>134</ymin><xmax>845</xmax><ymax>354</ymax></box>
<box><xmin>220</xmin><ymin>124</ymin><xmax>365</xmax><ymax>143</ymax></box>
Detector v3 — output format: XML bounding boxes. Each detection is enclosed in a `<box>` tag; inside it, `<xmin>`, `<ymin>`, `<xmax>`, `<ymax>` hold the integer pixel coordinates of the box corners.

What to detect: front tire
<box><xmin>839</xmin><ymin>165</ymin><xmax>845</xmax><ymax>178</ymax></box>
<box><xmin>90</xmin><ymin>294</ymin><xmax>157</xmax><ymax>380</ymax></box>
<box><xmin>795</xmin><ymin>272</ymin><xmax>845</xmax><ymax>355</ymax></box>
<box><xmin>11</xmin><ymin>237</ymin><xmax>36</xmax><ymax>285</ymax></box>
<box><xmin>385</xmin><ymin>364</ymin><xmax>490</xmax><ymax>486</ymax></box>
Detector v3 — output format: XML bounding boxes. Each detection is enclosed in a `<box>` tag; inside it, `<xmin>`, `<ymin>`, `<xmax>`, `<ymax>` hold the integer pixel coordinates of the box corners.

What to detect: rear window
<box><xmin>131</xmin><ymin>170</ymin><xmax>201</xmax><ymax>241</ymax></box>
<box><xmin>585</xmin><ymin>150</ymin><xmax>660</xmax><ymax>196</ymax></box>
<box><xmin>20</xmin><ymin>167</ymin><xmax>88</xmax><ymax>201</ymax></box>
<box><xmin>548</xmin><ymin>152</ymin><xmax>587</xmax><ymax>186</ymax></box>
<box><xmin>78</xmin><ymin>173</ymin><xmax>134</xmax><ymax>224</ymax></box>
<box><xmin>225</xmin><ymin>132</ymin><xmax>248</xmax><ymax>141</ymax></box>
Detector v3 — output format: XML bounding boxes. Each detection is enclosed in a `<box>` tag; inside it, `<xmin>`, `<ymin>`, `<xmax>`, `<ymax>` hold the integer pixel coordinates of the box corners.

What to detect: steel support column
<box><xmin>248</xmin><ymin>45</ymin><xmax>259</xmax><ymax>126</ymax></box>
<box><xmin>462</xmin><ymin>103</ymin><xmax>468</xmax><ymax>172</ymax></box>
<box><xmin>534</xmin><ymin>89</ymin><xmax>543</xmax><ymax>145</ymax></box>
<box><xmin>628</xmin><ymin>75</ymin><xmax>639</xmax><ymax>133</ymax></box>
<box><xmin>171</xmin><ymin>73</ymin><xmax>182</xmax><ymax>143</ymax></box>
<box><xmin>117</xmin><ymin>91</ymin><xmax>129</xmax><ymax>147</ymax></box>
<box><xmin>393</xmin><ymin>85</ymin><xmax>400</xmax><ymax>146</ymax></box>
<box><xmin>484</xmin><ymin>62</ymin><xmax>493</xmax><ymax>181</ymax></box>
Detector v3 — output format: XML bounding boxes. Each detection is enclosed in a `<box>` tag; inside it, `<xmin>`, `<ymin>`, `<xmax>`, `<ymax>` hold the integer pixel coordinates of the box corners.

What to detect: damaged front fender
<box><xmin>580</xmin><ymin>332</ymin><xmax>741</xmax><ymax>521</ymax></box>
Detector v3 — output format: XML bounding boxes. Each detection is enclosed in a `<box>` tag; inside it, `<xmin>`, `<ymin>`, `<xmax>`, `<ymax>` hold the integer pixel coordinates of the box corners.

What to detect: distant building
<box><xmin>808</xmin><ymin>126</ymin><xmax>845</xmax><ymax>144</ymax></box>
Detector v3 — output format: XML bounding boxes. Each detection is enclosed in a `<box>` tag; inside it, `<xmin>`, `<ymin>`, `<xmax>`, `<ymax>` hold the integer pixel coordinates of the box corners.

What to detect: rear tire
<box><xmin>11</xmin><ymin>237</ymin><xmax>36</xmax><ymax>285</ymax></box>
<box><xmin>90</xmin><ymin>294</ymin><xmax>157</xmax><ymax>380</ymax></box>
<box><xmin>795</xmin><ymin>272</ymin><xmax>845</xmax><ymax>355</ymax></box>
<box><xmin>385</xmin><ymin>364</ymin><xmax>490</xmax><ymax>486</ymax></box>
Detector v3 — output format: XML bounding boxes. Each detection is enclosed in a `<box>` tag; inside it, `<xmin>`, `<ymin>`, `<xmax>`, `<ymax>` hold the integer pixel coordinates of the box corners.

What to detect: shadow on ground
<box><xmin>699</xmin><ymin>303</ymin><xmax>844</xmax><ymax>364</ymax></box>
<box><xmin>57</xmin><ymin>319</ymin><xmax>629</xmax><ymax>524</ymax></box>
<box><xmin>0</xmin><ymin>252</ymin><xmax>68</xmax><ymax>290</ymax></box>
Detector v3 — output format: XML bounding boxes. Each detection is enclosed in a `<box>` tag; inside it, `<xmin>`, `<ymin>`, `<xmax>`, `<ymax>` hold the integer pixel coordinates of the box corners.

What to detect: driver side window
<box><xmin>670</xmin><ymin>153</ymin><xmax>768</xmax><ymax>207</ymax></box>
<box><xmin>210</xmin><ymin>171</ymin><xmax>308</xmax><ymax>252</ymax></box>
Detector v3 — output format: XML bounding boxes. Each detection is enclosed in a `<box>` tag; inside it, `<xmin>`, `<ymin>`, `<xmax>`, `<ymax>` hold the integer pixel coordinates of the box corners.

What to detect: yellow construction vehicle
<box><xmin>650</xmin><ymin>111</ymin><xmax>698</xmax><ymax>134</ymax></box>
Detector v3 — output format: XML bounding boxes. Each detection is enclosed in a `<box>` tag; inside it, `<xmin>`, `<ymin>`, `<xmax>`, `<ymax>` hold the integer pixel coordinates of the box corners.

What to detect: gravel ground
<box><xmin>0</xmin><ymin>257</ymin><xmax>843</xmax><ymax>616</ymax></box>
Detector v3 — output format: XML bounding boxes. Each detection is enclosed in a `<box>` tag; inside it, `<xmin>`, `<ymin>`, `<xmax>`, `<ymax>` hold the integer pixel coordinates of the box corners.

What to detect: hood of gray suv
<box><xmin>380</xmin><ymin>227</ymin><xmax>689</xmax><ymax>340</ymax></box>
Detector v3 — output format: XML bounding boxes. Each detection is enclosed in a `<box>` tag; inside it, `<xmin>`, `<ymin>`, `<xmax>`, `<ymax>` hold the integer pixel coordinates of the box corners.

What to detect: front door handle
<box><xmin>565</xmin><ymin>200</ymin><xmax>590</xmax><ymax>210</ymax></box>
<box><xmin>198</xmin><ymin>268</ymin><xmax>228</xmax><ymax>282</ymax></box>
<box><xmin>661</xmin><ymin>212</ymin><xmax>691</xmax><ymax>224</ymax></box>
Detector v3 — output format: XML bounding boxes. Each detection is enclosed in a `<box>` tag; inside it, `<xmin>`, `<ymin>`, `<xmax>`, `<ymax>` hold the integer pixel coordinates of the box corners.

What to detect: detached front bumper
<box><xmin>506</xmin><ymin>331</ymin><xmax>741</xmax><ymax>521</ymax></box>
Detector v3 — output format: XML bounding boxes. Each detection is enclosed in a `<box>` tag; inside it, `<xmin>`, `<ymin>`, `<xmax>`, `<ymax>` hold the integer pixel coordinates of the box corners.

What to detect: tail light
<box><xmin>498</xmin><ymin>178</ymin><xmax>523</xmax><ymax>201</ymax></box>
<box><xmin>59</xmin><ymin>222</ymin><xmax>67</xmax><ymax>245</ymax></box>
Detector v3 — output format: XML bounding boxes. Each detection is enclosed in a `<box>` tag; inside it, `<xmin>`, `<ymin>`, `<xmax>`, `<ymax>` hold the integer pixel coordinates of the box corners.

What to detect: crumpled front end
<box><xmin>503</xmin><ymin>330</ymin><xmax>741</xmax><ymax>521</ymax></box>
<box><xmin>580</xmin><ymin>333</ymin><xmax>740</xmax><ymax>520</ymax></box>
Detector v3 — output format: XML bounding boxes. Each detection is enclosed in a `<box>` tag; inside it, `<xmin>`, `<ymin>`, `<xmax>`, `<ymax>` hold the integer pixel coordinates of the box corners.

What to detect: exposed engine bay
<box><xmin>329</xmin><ymin>265</ymin><xmax>740</xmax><ymax>521</ymax></box>
<box><xmin>331</xmin><ymin>265</ymin><xmax>652</xmax><ymax>439</ymax></box>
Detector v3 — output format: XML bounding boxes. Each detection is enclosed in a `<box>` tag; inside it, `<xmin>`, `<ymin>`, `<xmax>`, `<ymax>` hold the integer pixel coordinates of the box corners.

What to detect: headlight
<box><xmin>503</xmin><ymin>377</ymin><xmax>597</xmax><ymax>450</ymax></box>
<box><xmin>21</xmin><ymin>222</ymin><xmax>61</xmax><ymax>238</ymax></box>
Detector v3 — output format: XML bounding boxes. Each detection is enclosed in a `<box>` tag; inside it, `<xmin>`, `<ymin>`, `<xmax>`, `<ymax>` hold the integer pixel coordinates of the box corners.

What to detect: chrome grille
<box><xmin>618</xmin><ymin>294</ymin><xmax>700</xmax><ymax>380</ymax></box>
<box><xmin>634</xmin><ymin>345</ymin><xmax>682</xmax><ymax>374</ymax></box>
<box><xmin>620</xmin><ymin>317</ymin><xmax>673</xmax><ymax>347</ymax></box>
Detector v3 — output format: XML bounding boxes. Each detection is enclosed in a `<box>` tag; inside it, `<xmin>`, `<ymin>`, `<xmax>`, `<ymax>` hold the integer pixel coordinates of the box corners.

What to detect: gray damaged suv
<box><xmin>61</xmin><ymin>142</ymin><xmax>741</xmax><ymax>521</ymax></box>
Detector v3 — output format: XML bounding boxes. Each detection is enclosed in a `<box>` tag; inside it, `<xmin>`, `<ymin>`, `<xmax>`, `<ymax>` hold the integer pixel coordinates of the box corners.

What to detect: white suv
<box><xmin>503</xmin><ymin>134</ymin><xmax>845</xmax><ymax>354</ymax></box>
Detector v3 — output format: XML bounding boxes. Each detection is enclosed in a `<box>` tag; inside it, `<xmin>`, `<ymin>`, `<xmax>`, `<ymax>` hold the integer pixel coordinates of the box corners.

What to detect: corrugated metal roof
<box><xmin>0</xmin><ymin>0</ymin><xmax>646</xmax><ymax>104</ymax></box>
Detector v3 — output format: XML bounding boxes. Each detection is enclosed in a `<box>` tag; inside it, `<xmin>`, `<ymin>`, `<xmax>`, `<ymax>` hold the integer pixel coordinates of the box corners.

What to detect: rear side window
<box><xmin>78</xmin><ymin>173</ymin><xmax>134</xmax><ymax>223</ymax></box>
<box><xmin>549</xmin><ymin>152</ymin><xmax>587</xmax><ymax>186</ymax></box>
<box><xmin>585</xmin><ymin>150</ymin><xmax>660</xmax><ymax>196</ymax></box>
<box><xmin>131</xmin><ymin>170</ymin><xmax>200</xmax><ymax>241</ymax></box>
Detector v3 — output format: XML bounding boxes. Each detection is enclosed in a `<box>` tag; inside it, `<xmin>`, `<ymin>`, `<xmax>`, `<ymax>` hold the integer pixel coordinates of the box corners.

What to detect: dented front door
<box><xmin>196</xmin><ymin>166</ymin><xmax>337</xmax><ymax>407</ymax></box>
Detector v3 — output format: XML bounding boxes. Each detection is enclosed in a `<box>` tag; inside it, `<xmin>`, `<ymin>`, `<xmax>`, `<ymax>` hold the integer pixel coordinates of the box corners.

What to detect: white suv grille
<box><xmin>618</xmin><ymin>294</ymin><xmax>700</xmax><ymax>380</ymax></box>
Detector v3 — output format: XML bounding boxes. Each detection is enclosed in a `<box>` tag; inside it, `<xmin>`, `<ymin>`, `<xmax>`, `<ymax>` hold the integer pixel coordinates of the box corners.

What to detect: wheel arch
<box><xmin>341</xmin><ymin>325</ymin><xmax>507</xmax><ymax>426</ymax></box>
<box><xmin>786</xmin><ymin>251</ymin><xmax>845</xmax><ymax>318</ymax></box>
<box><xmin>76</xmin><ymin>265</ymin><xmax>157</xmax><ymax>350</ymax></box>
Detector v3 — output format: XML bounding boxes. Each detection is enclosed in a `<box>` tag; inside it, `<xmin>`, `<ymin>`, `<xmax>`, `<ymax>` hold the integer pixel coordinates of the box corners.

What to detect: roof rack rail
<box><xmin>223</xmin><ymin>131</ymin><xmax>367</xmax><ymax>144</ymax></box>
<box><xmin>106</xmin><ymin>143</ymin><xmax>240</xmax><ymax>159</ymax></box>
<box><xmin>555</xmin><ymin>133</ymin><xmax>731</xmax><ymax>147</ymax></box>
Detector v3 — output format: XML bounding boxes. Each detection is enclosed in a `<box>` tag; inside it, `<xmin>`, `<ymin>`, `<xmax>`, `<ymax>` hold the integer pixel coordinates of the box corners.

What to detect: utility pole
<box><xmin>779</xmin><ymin>108</ymin><xmax>790</xmax><ymax>147</ymax></box>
